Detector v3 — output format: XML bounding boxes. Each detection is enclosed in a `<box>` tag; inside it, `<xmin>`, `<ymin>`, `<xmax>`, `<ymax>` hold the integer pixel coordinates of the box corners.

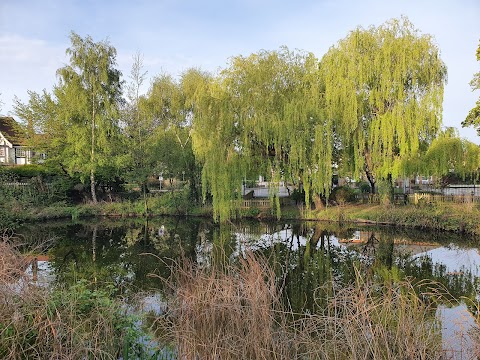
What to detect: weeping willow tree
<box><xmin>321</xmin><ymin>17</ymin><xmax>447</xmax><ymax>193</ymax></box>
<box><xmin>192</xmin><ymin>48</ymin><xmax>334</xmax><ymax>221</ymax></box>
<box><xmin>421</xmin><ymin>128</ymin><xmax>480</xmax><ymax>181</ymax></box>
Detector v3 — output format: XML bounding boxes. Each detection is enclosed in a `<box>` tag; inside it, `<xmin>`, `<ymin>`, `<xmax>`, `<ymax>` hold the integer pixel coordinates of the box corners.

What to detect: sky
<box><xmin>1</xmin><ymin>0</ymin><xmax>479</xmax><ymax>143</ymax></box>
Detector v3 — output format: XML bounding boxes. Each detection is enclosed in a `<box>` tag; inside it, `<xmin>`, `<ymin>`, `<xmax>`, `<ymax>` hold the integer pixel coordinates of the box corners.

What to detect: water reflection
<box><xmin>16</xmin><ymin>218</ymin><xmax>480</xmax><ymax>352</ymax></box>
<box><xmin>17</xmin><ymin>219</ymin><xmax>480</xmax><ymax>301</ymax></box>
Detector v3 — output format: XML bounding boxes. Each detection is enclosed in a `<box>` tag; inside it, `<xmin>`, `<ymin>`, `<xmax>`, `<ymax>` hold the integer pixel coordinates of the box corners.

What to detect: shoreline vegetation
<box><xmin>2</xmin><ymin>237</ymin><xmax>479</xmax><ymax>359</ymax></box>
<box><xmin>3</xmin><ymin>195</ymin><xmax>480</xmax><ymax>236</ymax></box>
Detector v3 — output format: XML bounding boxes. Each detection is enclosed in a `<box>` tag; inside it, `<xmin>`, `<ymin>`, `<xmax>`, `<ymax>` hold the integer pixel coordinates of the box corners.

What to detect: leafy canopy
<box><xmin>462</xmin><ymin>40</ymin><xmax>480</xmax><ymax>135</ymax></box>
<box><xmin>192</xmin><ymin>48</ymin><xmax>332</xmax><ymax>221</ymax></box>
<box><xmin>321</xmin><ymin>16</ymin><xmax>447</xmax><ymax>186</ymax></box>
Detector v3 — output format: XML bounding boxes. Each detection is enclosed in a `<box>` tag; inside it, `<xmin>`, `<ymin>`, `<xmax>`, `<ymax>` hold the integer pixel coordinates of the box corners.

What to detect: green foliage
<box><xmin>330</xmin><ymin>186</ymin><xmax>357</xmax><ymax>205</ymax></box>
<box><xmin>150</xmin><ymin>188</ymin><xmax>194</xmax><ymax>215</ymax></box>
<box><xmin>357</xmin><ymin>181</ymin><xmax>372</xmax><ymax>193</ymax></box>
<box><xmin>192</xmin><ymin>48</ymin><xmax>331</xmax><ymax>221</ymax></box>
<box><xmin>242</xmin><ymin>206</ymin><xmax>261</xmax><ymax>218</ymax></box>
<box><xmin>192</xmin><ymin>17</ymin><xmax>448</xmax><ymax>220</ymax></box>
<box><xmin>462</xmin><ymin>39</ymin><xmax>480</xmax><ymax>135</ymax></box>
<box><xmin>400</xmin><ymin>127</ymin><xmax>480</xmax><ymax>182</ymax></box>
<box><xmin>0</xmin><ymin>164</ymin><xmax>51</xmax><ymax>179</ymax></box>
<box><xmin>321</xmin><ymin>16</ymin><xmax>447</xmax><ymax>184</ymax></box>
<box><xmin>14</xmin><ymin>32</ymin><xmax>124</xmax><ymax>204</ymax></box>
<box><xmin>1</xmin><ymin>279</ymin><xmax>153</xmax><ymax>359</ymax></box>
<box><xmin>0</xmin><ymin>167</ymin><xmax>78</xmax><ymax>207</ymax></box>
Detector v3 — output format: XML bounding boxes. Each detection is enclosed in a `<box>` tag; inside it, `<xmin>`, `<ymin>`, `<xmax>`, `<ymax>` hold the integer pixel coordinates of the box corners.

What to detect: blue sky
<box><xmin>1</xmin><ymin>0</ymin><xmax>479</xmax><ymax>143</ymax></box>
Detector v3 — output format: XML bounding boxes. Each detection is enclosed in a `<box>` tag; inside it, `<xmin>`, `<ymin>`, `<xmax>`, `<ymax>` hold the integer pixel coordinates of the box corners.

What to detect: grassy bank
<box><xmin>2</xmin><ymin>192</ymin><xmax>479</xmax><ymax>236</ymax></box>
<box><xmin>313</xmin><ymin>203</ymin><xmax>480</xmax><ymax>236</ymax></box>
<box><xmin>0</xmin><ymin>189</ymin><xmax>213</xmax><ymax>227</ymax></box>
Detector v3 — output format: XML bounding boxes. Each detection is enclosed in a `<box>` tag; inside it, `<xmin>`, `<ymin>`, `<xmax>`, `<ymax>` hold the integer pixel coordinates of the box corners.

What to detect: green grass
<box><xmin>314</xmin><ymin>203</ymin><xmax>480</xmax><ymax>235</ymax></box>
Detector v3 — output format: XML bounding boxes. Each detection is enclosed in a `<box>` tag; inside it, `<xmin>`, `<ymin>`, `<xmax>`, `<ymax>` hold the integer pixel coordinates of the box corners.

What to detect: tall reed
<box><xmin>158</xmin><ymin>254</ymin><xmax>296</xmax><ymax>359</ymax></box>
<box><xmin>159</xmin><ymin>253</ymin><xmax>449</xmax><ymax>359</ymax></box>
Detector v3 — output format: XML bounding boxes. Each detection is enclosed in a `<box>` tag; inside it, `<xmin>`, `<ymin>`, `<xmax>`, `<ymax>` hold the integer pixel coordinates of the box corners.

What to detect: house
<box><xmin>0</xmin><ymin>116</ymin><xmax>33</xmax><ymax>165</ymax></box>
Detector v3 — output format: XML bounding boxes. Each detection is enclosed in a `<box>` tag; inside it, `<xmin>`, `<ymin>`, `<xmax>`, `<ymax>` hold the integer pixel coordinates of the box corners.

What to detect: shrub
<box><xmin>150</xmin><ymin>188</ymin><xmax>194</xmax><ymax>215</ymax></box>
<box><xmin>0</xmin><ymin>164</ymin><xmax>51</xmax><ymax>180</ymax></box>
<box><xmin>331</xmin><ymin>186</ymin><xmax>357</xmax><ymax>205</ymax></box>
<box><xmin>357</xmin><ymin>180</ymin><xmax>372</xmax><ymax>193</ymax></box>
<box><xmin>0</xmin><ymin>238</ymin><xmax>154</xmax><ymax>359</ymax></box>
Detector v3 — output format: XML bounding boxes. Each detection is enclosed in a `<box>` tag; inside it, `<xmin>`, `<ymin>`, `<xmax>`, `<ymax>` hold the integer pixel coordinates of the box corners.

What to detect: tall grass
<box><xmin>159</xmin><ymin>253</ymin><xmax>448</xmax><ymax>359</ymax></box>
<box><xmin>0</xmin><ymin>236</ymin><xmax>149</xmax><ymax>359</ymax></box>
<box><xmin>157</xmin><ymin>255</ymin><xmax>295</xmax><ymax>359</ymax></box>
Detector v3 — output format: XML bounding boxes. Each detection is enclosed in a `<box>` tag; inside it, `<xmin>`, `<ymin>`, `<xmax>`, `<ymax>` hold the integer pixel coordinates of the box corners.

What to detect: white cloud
<box><xmin>0</xmin><ymin>34</ymin><xmax>66</xmax><ymax>115</ymax></box>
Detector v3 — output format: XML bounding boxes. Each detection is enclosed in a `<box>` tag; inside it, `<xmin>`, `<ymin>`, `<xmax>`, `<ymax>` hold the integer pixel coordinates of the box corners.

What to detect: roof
<box><xmin>0</xmin><ymin>116</ymin><xmax>27</xmax><ymax>146</ymax></box>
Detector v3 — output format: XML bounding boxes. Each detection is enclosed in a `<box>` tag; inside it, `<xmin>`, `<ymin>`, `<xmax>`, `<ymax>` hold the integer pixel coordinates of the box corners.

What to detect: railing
<box><xmin>3</xmin><ymin>182</ymin><xmax>30</xmax><ymax>187</ymax></box>
<box><xmin>241</xmin><ymin>198</ymin><xmax>293</xmax><ymax>208</ymax></box>
<box><xmin>242</xmin><ymin>199</ymin><xmax>271</xmax><ymax>208</ymax></box>
<box><xmin>355</xmin><ymin>194</ymin><xmax>407</xmax><ymax>205</ymax></box>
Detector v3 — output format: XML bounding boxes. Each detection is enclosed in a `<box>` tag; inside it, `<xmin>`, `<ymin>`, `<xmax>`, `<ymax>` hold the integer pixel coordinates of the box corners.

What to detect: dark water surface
<box><xmin>16</xmin><ymin>217</ymin><xmax>480</xmax><ymax>356</ymax></box>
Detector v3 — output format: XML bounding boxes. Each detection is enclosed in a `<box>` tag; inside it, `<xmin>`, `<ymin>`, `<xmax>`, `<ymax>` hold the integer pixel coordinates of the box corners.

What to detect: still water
<box><xmin>16</xmin><ymin>217</ymin><xmax>480</xmax><ymax>357</ymax></box>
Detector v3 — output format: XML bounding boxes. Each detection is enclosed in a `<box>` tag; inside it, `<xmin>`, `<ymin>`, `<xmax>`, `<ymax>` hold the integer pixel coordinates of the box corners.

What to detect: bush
<box><xmin>0</xmin><ymin>239</ymin><xmax>154</xmax><ymax>359</ymax></box>
<box><xmin>150</xmin><ymin>188</ymin><xmax>194</xmax><ymax>215</ymax></box>
<box><xmin>357</xmin><ymin>180</ymin><xmax>372</xmax><ymax>193</ymax></box>
<box><xmin>0</xmin><ymin>165</ymin><xmax>78</xmax><ymax>206</ymax></box>
<box><xmin>0</xmin><ymin>164</ymin><xmax>51</xmax><ymax>180</ymax></box>
<box><xmin>331</xmin><ymin>186</ymin><xmax>357</xmax><ymax>205</ymax></box>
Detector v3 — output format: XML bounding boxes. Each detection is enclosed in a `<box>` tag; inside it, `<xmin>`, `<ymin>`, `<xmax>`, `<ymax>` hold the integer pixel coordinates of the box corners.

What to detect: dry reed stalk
<box><xmin>0</xmin><ymin>237</ymin><xmax>132</xmax><ymax>359</ymax></box>
<box><xmin>160</xmin><ymin>253</ymin><xmax>296</xmax><ymax>359</ymax></box>
<box><xmin>161</xmin><ymin>254</ymin><xmax>449</xmax><ymax>360</ymax></box>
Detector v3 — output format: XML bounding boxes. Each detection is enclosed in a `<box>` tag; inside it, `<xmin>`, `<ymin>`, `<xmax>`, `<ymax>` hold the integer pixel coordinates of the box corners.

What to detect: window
<box><xmin>0</xmin><ymin>147</ymin><xmax>4</xmax><ymax>157</ymax></box>
<box><xmin>15</xmin><ymin>148</ymin><xmax>27</xmax><ymax>157</ymax></box>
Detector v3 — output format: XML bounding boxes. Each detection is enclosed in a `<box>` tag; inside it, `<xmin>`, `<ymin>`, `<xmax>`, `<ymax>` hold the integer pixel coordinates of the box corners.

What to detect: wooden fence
<box><xmin>241</xmin><ymin>198</ymin><xmax>293</xmax><ymax>208</ymax></box>
<box><xmin>355</xmin><ymin>194</ymin><xmax>408</xmax><ymax>205</ymax></box>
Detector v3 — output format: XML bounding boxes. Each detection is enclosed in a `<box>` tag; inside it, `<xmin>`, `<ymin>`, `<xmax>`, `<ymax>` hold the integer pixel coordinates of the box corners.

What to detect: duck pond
<box><xmin>14</xmin><ymin>217</ymin><xmax>480</xmax><ymax>358</ymax></box>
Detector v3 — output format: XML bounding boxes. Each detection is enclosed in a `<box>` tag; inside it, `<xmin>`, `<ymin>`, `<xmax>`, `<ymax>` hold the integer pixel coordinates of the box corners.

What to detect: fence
<box><xmin>241</xmin><ymin>198</ymin><xmax>293</xmax><ymax>209</ymax></box>
<box><xmin>355</xmin><ymin>194</ymin><xmax>407</xmax><ymax>205</ymax></box>
<box><xmin>412</xmin><ymin>192</ymin><xmax>480</xmax><ymax>205</ymax></box>
<box><xmin>355</xmin><ymin>192</ymin><xmax>480</xmax><ymax>205</ymax></box>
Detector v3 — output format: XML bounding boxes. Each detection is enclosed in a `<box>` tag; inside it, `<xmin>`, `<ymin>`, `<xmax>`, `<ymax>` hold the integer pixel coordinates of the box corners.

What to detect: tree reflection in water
<box><xmin>15</xmin><ymin>219</ymin><xmax>479</xmax><ymax>321</ymax></box>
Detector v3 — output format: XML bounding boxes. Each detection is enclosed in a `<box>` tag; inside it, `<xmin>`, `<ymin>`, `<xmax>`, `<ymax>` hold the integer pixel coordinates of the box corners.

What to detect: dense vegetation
<box><xmin>3</xmin><ymin>220</ymin><xmax>479</xmax><ymax>359</ymax></box>
<box><xmin>2</xmin><ymin>17</ymin><xmax>479</xmax><ymax>360</ymax></box>
<box><xmin>5</xmin><ymin>17</ymin><xmax>480</xmax><ymax>224</ymax></box>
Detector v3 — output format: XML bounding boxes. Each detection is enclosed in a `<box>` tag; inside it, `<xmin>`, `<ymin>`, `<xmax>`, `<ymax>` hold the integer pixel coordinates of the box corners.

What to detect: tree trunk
<box><xmin>90</xmin><ymin>169</ymin><xmax>97</xmax><ymax>204</ymax></box>
<box><xmin>365</xmin><ymin>163</ymin><xmax>377</xmax><ymax>194</ymax></box>
<box><xmin>313</xmin><ymin>194</ymin><xmax>325</xmax><ymax>210</ymax></box>
<box><xmin>386</xmin><ymin>173</ymin><xmax>394</xmax><ymax>204</ymax></box>
<box><xmin>365</xmin><ymin>172</ymin><xmax>376</xmax><ymax>194</ymax></box>
<box><xmin>363</xmin><ymin>151</ymin><xmax>376</xmax><ymax>194</ymax></box>
<box><xmin>142</xmin><ymin>181</ymin><xmax>148</xmax><ymax>216</ymax></box>
<box><xmin>90</xmin><ymin>94</ymin><xmax>97</xmax><ymax>204</ymax></box>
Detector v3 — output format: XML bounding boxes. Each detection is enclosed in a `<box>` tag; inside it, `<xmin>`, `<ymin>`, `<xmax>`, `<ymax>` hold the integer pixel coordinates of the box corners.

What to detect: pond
<box><xmin>15</xmin><ymin>217</ymin><xmax>480</xmax><ymax>357</ymax></box>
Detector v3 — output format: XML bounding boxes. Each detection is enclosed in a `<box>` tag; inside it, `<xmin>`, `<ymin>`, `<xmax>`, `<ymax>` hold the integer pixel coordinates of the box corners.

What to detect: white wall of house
<box><xmin>0</xmin><ymin>134</ymin><xmax>13</xmax><ymax>164</ymax></box>
<box><xmin>0</xmin><ymin>134</ymin><xmax>32</xmax><ymax>165</ymax></box>
<box><xmin>14</xmin><ymin>147</ymin><xmax>31</xmax><ymax>165</ymax></box>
